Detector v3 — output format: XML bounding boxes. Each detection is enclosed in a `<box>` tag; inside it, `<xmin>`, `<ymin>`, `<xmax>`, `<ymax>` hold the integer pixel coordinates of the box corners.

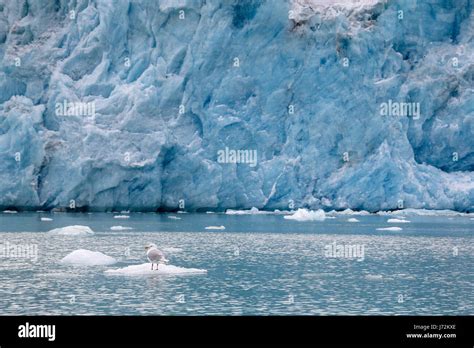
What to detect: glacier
<box><xmin>0</xmin><ymin>0</ymin><xmax>473</xmax><ymax>212</ymax></box>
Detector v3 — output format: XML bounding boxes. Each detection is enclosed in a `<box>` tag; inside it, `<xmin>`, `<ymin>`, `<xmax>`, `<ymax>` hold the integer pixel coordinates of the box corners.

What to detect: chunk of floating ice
<box><xmin>41</xmin><ymin>217</ymin><xmax>53</xmax><ymax>221</ymax></box>
<box><xmin>61</xmin><ymin>249</ymin><xmax>116</xmax><ymax>266</ymax></box>
<box><xmin>110</xmin><ymin>226</ymin><xmax>133</xmax><ymax>231</ymax></box>
<box><xmin>226</xmin><ymin>207</ymin><xmax>262</xmax><ymax>215</ymax></box>
<box><xmin>48</xmin><ymin>225</ymin><xmax>94</xmax><ymax>235</ymax></box>
<box><xmin>329</xmin><ymin>209</ymin><xmax>371</xmax><ymax>216</ymax></box>
<box><xmin>284</xmin><ymin>208</ymin><xmax>326</xmax><ymax>221</ymax></box>
<box><xmin>105</xmin><ymin>263</ymin><xmax>207</xmax><ymax>276</ymax></box>
<box><xmin>273</xmin><ymin>209</ymin><xmax>290</xmax><ymax>215</ymax></box>
<box><xmin>3</xmin><ymin>210</ymin><xmax>18</xmax><ymax>214</ymax></box>
<box><xmin>162</xmin><ymin>247</ymin><xmax>183</xmax><ymax>253</ymax></box>
<box><xmin>365</xmin><ymin>274</ymin><xmax>383</xmax><ymax>280</ymax></box>
<box><xmin>205</xmin><ymin>225</ymin><xmax>226</xmax><ymax>230</ymax></box>
<box><xmin>377</xmin><ymin>209</ymin><xmax>473</xmax><ymax>217</ymax></box>
<box><xmin>224</xmin><ymin>208</ymin><xmax>288</xmax><ymax>215</ymax></box>
<box><xmin>168</xmin><ymin>216</ymin><xmax>181</xmax><ymax>220</ymax></box>
<box><xmin>114</xmin><ymin>215</ymin><xmax>130</xmax><ymax>219</ymax></box>
<box><xmin>387</xmin><ymin>218</ymin><xmax>410</xmax><ymax>223</ymax></box>
<box><xmin>376</xmin><ymin>227</ymin><xmax>403</xmax><ymax>231</ymax></box>
<box><xmin>347</xmin><ymin>218</ymin><xmax>360</xmax><ymax>222</ymax></box>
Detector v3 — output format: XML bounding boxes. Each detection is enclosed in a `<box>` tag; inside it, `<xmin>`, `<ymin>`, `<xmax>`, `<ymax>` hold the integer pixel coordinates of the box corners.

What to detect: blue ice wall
<box><xmin>0</xmin><ymin>0</ymin><xmax>473</xmax><ymax>211</ymax></box>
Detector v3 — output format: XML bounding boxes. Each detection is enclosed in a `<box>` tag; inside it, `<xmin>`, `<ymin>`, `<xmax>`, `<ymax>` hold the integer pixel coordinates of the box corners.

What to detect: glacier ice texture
<box><xmin>0</xmin><ymin>0</ymin><xmax>473</xmax><ymax>212</ymax></box>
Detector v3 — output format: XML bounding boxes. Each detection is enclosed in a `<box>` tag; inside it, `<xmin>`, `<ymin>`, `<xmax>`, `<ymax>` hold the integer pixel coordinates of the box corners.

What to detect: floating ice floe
<box><xmin>328</xmin><ymin>209</ymin><xmax>371</xmax><ymax>216</ymax></box>
<box><xmin>205</xmin><ymin>225</ymin><xmax>226</xmax><ymax>230</ymax></box>
<box><xmin>3</xmin><ymin>210</ymin><xmax>18</xmax><ymax>214</ymax></box>
<box><xmin>376</xmin><ymin>227</ymin><xmax>403</xmax><ymax>231</ymax></box>
<box><xmin>284</xmin><ymin>208</ymin><xmax>326</xmax><ymax>221</ymax></box>
<box><xmin>168</xmin><ymin>216</ymin><xmax>181</xmax><ymax>220</ymax></box>
<box><xmin>162</xmin><ymin>247</ymin><xmax>183</xmax><ymax>253</ymax></box>
<box><xmin>347</xmin><ymin>218</ymin><xmax>360</xmax><ymax>222</ymax></box>
<box><xmin>377</xmin><ymin>209</ymin><xmax>474</xmax><ymax>217</ymax></box>
<box><xmin>365</xmin><ymin>274</ymin><xmax>384</xmax><ymax>281</ymax></box>
<box><xmin>110</xmin><ymin>226</ymin><xmax>133</xmax><ymax>231</ymax></box>
<box><xmin>225</xmin><ymin>207</ymin><xmax>291</xmax><ymax>215</ymax></box>
<box><xmin>105</xmin><ymin>263</ymin><xmax>207</xmax><ymax>276</ymax></box>
<box><xmin>41</xmin><ymin>217</ymin><xmax>53</xmax><ymax>221</ymax></box>
<box><xmin>114</xmin><ymin>215</ymin><xmax>130</xmax><ymax>219</ymax></box>
<box><xmin>387</xmin><ymin>218</ymin><xmax>410</xmax><ymax>223</ymax></box>
<box><xmin>48</xmin><ymin>225</ymin><xmax>94</xmax><ymax>235</ymax></box>
<box><xmin>61</xmin><ymin>249</ymin><xmax>116</xmax><ymax>266</ymax></box>
<box><xmin>273</xmin><ymin>209</ymin><xmax>290</xmax><ymax>215</ymax></box>
<box><xmin>226</xmin><ymin>207</ymin><xmax>264</xmax><ymax>215</ymax></box>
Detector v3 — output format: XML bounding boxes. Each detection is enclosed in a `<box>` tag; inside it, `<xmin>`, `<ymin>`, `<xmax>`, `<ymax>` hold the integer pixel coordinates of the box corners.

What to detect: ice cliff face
<box><xmin>0</xmin><ymin>0</ymin><xmax>473</xmax><ymax>212</ymax></box>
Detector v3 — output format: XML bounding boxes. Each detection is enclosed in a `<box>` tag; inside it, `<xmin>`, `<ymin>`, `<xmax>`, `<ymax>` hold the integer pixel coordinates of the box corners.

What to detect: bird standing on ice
<box><xmin>144</xmin><ymin>243</ymin><xmax>168</xmax><ymax>270</ymax></box>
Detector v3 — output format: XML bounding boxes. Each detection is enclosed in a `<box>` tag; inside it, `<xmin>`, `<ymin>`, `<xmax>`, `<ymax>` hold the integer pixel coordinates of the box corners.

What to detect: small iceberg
<box><xmin>377</xmin><ymin>209</ymin><xmax>473</xmax><ymax>217</ymax></box>
<box><xmin>226</xmin><ymin>207</ymin><xmax>263</xmax><ymax>215</ymax></box>
<box><xmin>114</xmin><ymin>215</ymin><xmax>130</xmax><ymax>219</ymax></box>
<box><xmin>48</xmin><ymin>225</ymin><xmax>94</xmax><ymax>235</ymax></box>
<box><xmin>61</xmin><ymin>249</ymin><xmax>116</xmax><ymax>266</ymax></box>
<box><xmin>376</xmin><ymin>227</ymin><xmax>403</xmax><ymax>231</ymax></box>
<box><xmin>329</xmin><ymin>209</ymin><xmax>371</xmax><ymax>216</ymax></box>
<box><xmin>162</xmin><ymin>247</ymin><xmax>183</xmax><ymax>253</ymax></box>
<box><xmin>365</xmin><ymin>274</ymin><xmax>384</xmax><ymax>281</ymax></box>
<box><xmin>387</xmin><ymin>218</ymin><xmax>410</xmax><ymax>223</ymax></box>
<box><xmin>168</xmin><ymin>216</ymin><xmax>181</xmax><ymax>220</ymax></box>
<box><xmin>41</xmin><ymin>217</ymin><xmax>53</xmax><ymax>221</ymax></box>
<box><xmin>347</xmin><ymin>218</ymin><xmax>360</xmax><ymax>222</ymax></box>
<box><xmin>284</xmin><ymin>208</ymin><xmax>326</xmax><ymax>221</ymax></box>
<box><xmin>110</xmin><ymin>226</ymin><xmax>133</xmax><ymax>231</ymax></box>
<box><xmin>205</xmin><ymin>225</ymin><xmax>226</xmax><ymax>230</ymax></box>
<box><xmin>3</xmin><ymin>210</ymin><xmax>18</xmax><ymax>214</ymax></box>
<box><xmin>105</xmin><ymin>263</ymin><xmax>207</xmax><ymax>276</ymax></box>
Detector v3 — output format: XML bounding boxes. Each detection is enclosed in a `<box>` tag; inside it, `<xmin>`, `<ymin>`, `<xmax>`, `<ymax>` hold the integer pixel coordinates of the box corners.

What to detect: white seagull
<box><xmin>144</xmin><ymin>243</ymin><xmax>169</xmax><ymax>270</ymax></box>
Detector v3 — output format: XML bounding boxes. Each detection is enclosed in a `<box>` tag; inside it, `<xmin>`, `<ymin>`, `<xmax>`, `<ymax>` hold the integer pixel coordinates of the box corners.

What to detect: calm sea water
<box><xmin>0</xmin><ymin>212</ymin><xmax>472</xmax><ymax>315</ymax></box>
